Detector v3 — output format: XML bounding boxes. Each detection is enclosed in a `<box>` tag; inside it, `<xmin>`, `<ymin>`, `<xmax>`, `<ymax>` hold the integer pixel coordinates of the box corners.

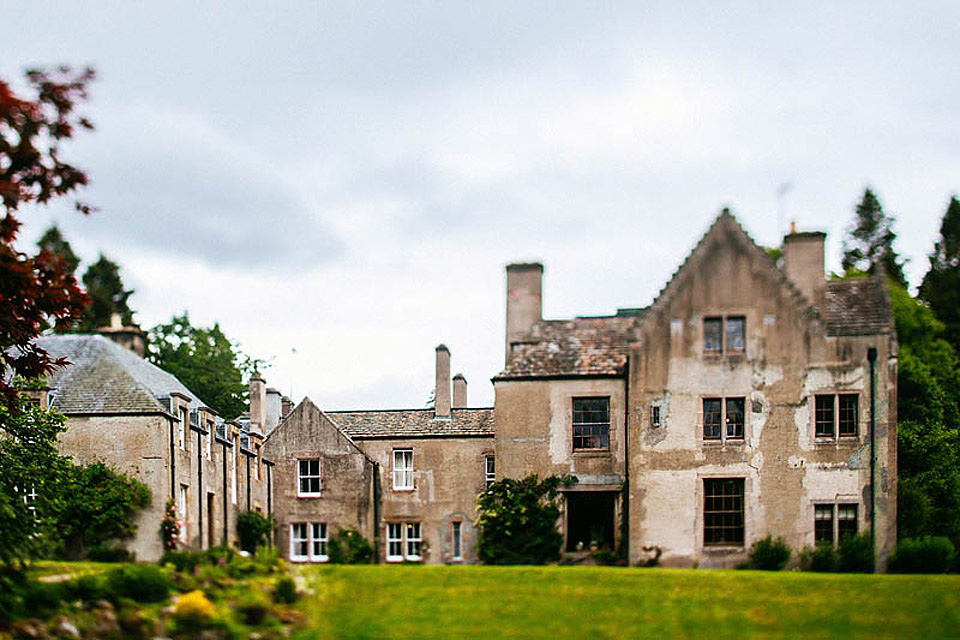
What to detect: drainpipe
<box><xmin>621</xmin><ymin>356</ymin><xmax>630</xmax><ymax>564</ymax></box>
<box><xmin>265</xmin><ymin>461</ymin><xmax>274</xmax><ymax>549</ymax></box>
<box><xmin>169</xmin><ymin>418</ymin><xmax>176</xmax><ymax>500</ymax></box>
<box><xmin>868</xmin><ymin>347</ymin><xmax>877</xmax><ymax>546</ymax></box>
<box><xmin>197</xmin><ymin>430</ymin><xmax>203</xmax><ymax>549</ymax></box>
<box><xmin>373</xmin><ymin>461</ymin><xmax>381</xmax><ymax>565</ymax></box>
<box><xmin>246</xmin><ymin>453</ymin><xmax>251</xmax><ymax>510</ymax></box>
<box><xmin>222</xmin><ymin>440</ymin><xmax>229</xmax><ymax>546</ymax></box>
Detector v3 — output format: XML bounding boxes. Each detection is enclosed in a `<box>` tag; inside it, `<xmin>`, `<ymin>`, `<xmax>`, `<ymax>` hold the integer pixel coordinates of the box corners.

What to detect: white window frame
<box><xmin>178</xmin><ymin>484</ymin><xmax>189</xmax><ymax>541</ymax></box>
<box><xmin>205</xmin><ymin>422</ymin><xmax>213</xmax><ymax>461</ymax></box>
<box><xmin>290</xmin><ymin>522</ymin><xmax>328</xmax><ymax>563</ymax></box>
<box><xmin>298</xmin><ymin>458</ymin><xmax>322</xmax><ymax>497</ymax></box>
<box><xmin>386</xmin><ymin>521</ymin><xmax>422</xmax><ymax>562</ymax></box>
<box><xmin>393</xmin><ymin>449</ymin><xmax>413</xmax><ymax>490</ymax></box>
<box><xmin>178</xmin><ymin>407</ymin><xmax>188</xmax><ymax>451</ymax></box>
<box><xmin>452</xmin><ymin>521</ymin><xmax>462</xmax><ymax>561</ymax></box>
<box><xmin>230</xmin><ymin>435</ymin><xmax>238</xmax><ymax>505</ymax></box>
<box><xmin>484</xmin><ymin>455</ymin><xmax>495</xmax><ymax>487</ymax></box>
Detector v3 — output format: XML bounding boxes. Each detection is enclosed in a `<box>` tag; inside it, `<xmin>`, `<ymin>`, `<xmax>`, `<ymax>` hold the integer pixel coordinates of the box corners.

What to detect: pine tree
<box><xmin>841</xmin><ymin>188</ymin><xmax>907</xmax><ymax>288</ymax></box>
<box><xmin>37</xmin><ymin>224</ymin><xmax>80</xmax><ymax>275</ymax></box>
<box><xmin>78</xmin><ymin>253</ymin><xmax>134</xmax><ymax>331</ymax></box>
<box><xmin>919</xmin><ymin>196</ymin><xmax>960</xmax><ymax>354</ymax></box>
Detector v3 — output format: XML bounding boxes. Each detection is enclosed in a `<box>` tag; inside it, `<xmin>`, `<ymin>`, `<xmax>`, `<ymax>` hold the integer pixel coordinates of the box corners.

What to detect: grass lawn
<box><xmin>294</xmin><ymin>565</ymin><xmax>960</xmax><ymax>639</ymax></box>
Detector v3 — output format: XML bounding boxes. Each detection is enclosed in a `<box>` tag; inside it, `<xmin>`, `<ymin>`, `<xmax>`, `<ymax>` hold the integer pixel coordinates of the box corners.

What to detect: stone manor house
<box><xmin>35</xmin><ymin>211</ymin><xmax>897</xmax><ymax>568</ymax></box>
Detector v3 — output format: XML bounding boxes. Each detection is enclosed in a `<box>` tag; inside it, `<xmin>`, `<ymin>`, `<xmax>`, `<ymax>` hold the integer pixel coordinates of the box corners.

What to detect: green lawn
<box><xmin>294</xmin><ymin>565</ymin><xmax>960</xmax><ymax>639</ymax></box>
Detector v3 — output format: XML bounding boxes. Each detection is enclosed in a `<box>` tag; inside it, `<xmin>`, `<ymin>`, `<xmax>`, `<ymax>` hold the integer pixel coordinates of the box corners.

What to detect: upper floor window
<box><xmin>484</xmin><ymin>455</ymin><xmax>496</xmax><ymax>487</ymax></box>
<box><xmin>178</xmin><ymin>407</ymin><xmax>188</xmax><ymax>451</ymax></box>
<box><xmin>703</xmin><ymin>316</ymin><xmax>745</xmax><ymax>355</ymax></box>
<box><xmin>573</xmin><ymin>397</ymin><xmax>610</xmax><ymax>450</ymax></box>
<box><xmin>205</xmin><ymin>421</ymin><xmax>213</xmax><ymax>461</ymax></box>
<box><xmin>702</xmin><ymin>397</ymin><xmax>745</xmax><ymax>442</ymax></box>
<box><xmin>815</xmin><ymin>394</ymin><xmax>859</xmax><ymax>438</ymax></box>
<box><xmin>393</xmin><ymin>449</ymin><xmax>413</xmax><ymax>490</ymax></box>
<box><xmin>298</xmin><ymin>458</ymin><xmax>322</xmax><ymax>496</ymax></box>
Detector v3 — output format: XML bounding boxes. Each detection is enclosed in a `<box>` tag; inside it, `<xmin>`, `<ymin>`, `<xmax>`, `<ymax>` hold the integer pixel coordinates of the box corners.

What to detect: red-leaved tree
<box><xmin>0</xmin><ymin>67</ymin><xmax>95</xmax><ymax>410</ymax></box>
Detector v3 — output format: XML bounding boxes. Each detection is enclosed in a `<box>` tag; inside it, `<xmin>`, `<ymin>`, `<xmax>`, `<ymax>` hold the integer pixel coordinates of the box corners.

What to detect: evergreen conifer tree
<box><xmin>919</xmin><ymin>196</ymin><xmax>960</xmax><ymax>353</ymax></box>
<box><xmin>841</xmin><ymin>188</ymin><xmax>907</xmax><ymax>287</ymax></box>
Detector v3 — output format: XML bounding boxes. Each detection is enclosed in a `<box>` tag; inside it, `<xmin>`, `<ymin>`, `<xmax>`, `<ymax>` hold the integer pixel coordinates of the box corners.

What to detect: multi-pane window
<box><xmin>572</xmin><ymin>397</ymin><xmax>610</xmax><ymax>450</ymax></box>
<box><xmin>179</xmin><ymin>484</ymin><xmax>189</xmax><ymax>540</ymax></box>
<box><xmin>290</xmin><ymin>522</ymin><xmax>328</xmax><ymax>562</ymax></box>
<box><xmin>814</xmin><ymin>504</ymin><xmax>858</xmax><ymax>546</ymax></box>
<box><xmin>386</xmin><ymin>522</ymin><xmax>422</xmax><ymax>562</ymax></box>
<box><xmin>178</xmin><ymin>408</ymin><xmax>188</xmax><ymax>450</ymax></box>
<box><xmin>205</xmin><ymin>421</ymin><xmax>213</xmax><ymax>460</ymax></box>
<box><xmin>704</xmin><ymin>316</ymin><xmax>745</xmax><ymax>355</ymax></box>
<box><xmin>484</xmin><ymin>455</ymin><xmax>496</xmax><ymax>488</ymax></box>
<box><xmin>393</xmin><ymin>450</ymin><xmax>414</xmax><ymax>490</ymax></box>
<box><xmin>702</xmin><ymin>397</ymin><xmax>745</xmax><ymax>441</ymax></box>
<box><xmin>703</xmin><ymin>478</ymin><xmax>744</xmax><ymax>546</ymax></box>
<box><xmin>452</xmin><ymin>521</ymin><xmax>462</xmax><ymax>560</ymax></box>
<box><xmin>815</xmin><ymin>394</ymin><xmax>859</xmax><ymax>438</ymax></box>
<box><xmin>298</xmin><ymin>459</ymin><xmax>321</xmax><ymax>496</ymax></box>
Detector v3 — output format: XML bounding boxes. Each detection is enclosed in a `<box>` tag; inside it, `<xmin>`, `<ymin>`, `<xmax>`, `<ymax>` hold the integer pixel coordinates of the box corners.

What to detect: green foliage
<box><xmin>161</xmin><ymin>499</ymin><xmax>180</xmax><ymax>552</ymax></box>
<box><xmin>838</xmin><ymin>534</ymin><xmax>875</xmax><ymax>573</ymax></box>
<box><xmin>327</xmin><ymin>529</ymin><xmax>374</xmax><ymax>564</ymax></box>
<box><xmin>77</xmin><ymin>253</ymin><xmax>135</xmax><ymax>331</ymax></box>
<box><xmin>237</xmin><ymin>511</ymin><xmax>274</xmax><ymax>553</ymax></box>
<box><xmin>747</xmin><ymin>535</ymin><xmax>791</xmax><ymax>571</ymax></box>
<box><xmin>105</xmin><ymin>564</ymin><xmax>171</xmax><ymax>603</ymax></box>
<box><xmin>54</xmin><ymin>461</ymin><xmax>150</xmax><ymax>559</ymax></box>
<box><xmin>800</xmin><ymin>545</ymin><xmax>839</xmax><ymax>572</ymax></box>
<box><xmin>919</xmin><ymin>196</ymin><xmax>960</xmax><ymax>355</ymax></box>
<box><xmin>0</xmin><ymin>400</ymin><xmax>70</xmax><ymax>566</ymax></box>
<box><xmin>147</xmin><ymin>313</ymin><xmax>261</xmax><ymax>419</ymax></box>
<box><xmin>841</xmin><ymin>188</ymin><xmax>907</xmax><ymax>287</ymax></box>
<box><xmin>476</xmin><ymin>474</ymin><xmax>577</xmax><ymax>565</ymax></box>
<box><xmin>86</xmin><ymin>543</ymin><xmax>133</xmax><ymax>563</ymax></box>
<box><xmin>274</xmin><ymin>576</ymin><xmax>297</xmax><ymax>604</ymax></box>
<box><xmin>888</xmin><ymin>536</ymin><xmax>956</xmax><ymax>574</ymax></box>
<box><xmin>37</xmin><ymin>224</ymin><xmax>80</xmax><ymax>275</ymax></box>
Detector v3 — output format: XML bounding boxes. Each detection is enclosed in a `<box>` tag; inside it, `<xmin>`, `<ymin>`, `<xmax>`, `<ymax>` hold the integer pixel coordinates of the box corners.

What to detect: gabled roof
<box><xmin>496</xmin><ymin>314</ymin><xmax>638</xmax><ymax>380</ymax></box>
<box><xmin>825</xmin><ymin>277</ymin><xmax>894</xmax><ymax>336</ymax></box>
<box><xmin>36</xmin><ymin>334</ymin><xmax>206</xmax><ymax>414</ymax></box>
<box><xmin>327</xmin><ymin>407</ymin><xmax>494</xmax><ymax>439</ymax></box>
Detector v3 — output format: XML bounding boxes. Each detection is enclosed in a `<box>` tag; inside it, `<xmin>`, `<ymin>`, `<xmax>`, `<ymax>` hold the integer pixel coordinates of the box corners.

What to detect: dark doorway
<box><xmin>566</xmin><ymin>491</ymin><xmax>617</xmax><ymax>552</ymax></box>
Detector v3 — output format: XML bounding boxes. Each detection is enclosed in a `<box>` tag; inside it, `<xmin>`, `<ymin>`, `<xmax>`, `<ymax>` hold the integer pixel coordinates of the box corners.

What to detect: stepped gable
<box><xmin>825</xmin><ymin>277</ymin><xmax>894</xmax><ymax>336</ymax></box>
<box><xmin>36</xmin><ymin>334</ymin><xmax>205</xmax><ymax>413</ymax></box>
<box><xmin>497</xmin><ymin>314</ymin><xmax>638</xmax><ymax>380</ymax></box>
<box><xmin>328</xmin><ymin>407</ymin><xmax>494</xmax><ymax>439</ymax></box>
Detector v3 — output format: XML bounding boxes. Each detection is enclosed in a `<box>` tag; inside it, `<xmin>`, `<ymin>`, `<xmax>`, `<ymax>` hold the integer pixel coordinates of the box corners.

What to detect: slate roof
<box><xmin>497</xmin><ymin>314</ymin><xmax>639</xmax><ymax>380</ymax></box>
<box><xmin>825</xmin><ymin>277</ymin><xmax>894</xmax><ymax>336</ymax></box>
<box><xmin>328</xmin><ymin>408</ymin><xmax>495</xmax><ymax>439</ymax></box>
<box><xmin>35</xmin><ymin>334</ymin><xmax>206</xmax><ymax>414</ymax></box>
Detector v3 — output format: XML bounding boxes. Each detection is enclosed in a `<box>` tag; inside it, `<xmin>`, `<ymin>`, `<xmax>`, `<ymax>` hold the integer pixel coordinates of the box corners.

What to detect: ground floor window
<box><xmin>452</xmin><ymin>521</ymin><xmax>462</xmax><ymax>560</ymax></box>
<box><xmin>386</xmin><ymin>522</ymin><xmax>422</xmax><ymax>562</ymax></box>
<box><xmin>814</xmin><ymin>503</ymin><xmax>858</xmax><ymax>546</ymax></box>
<box><xmin>290</xmin><ymin>522</ymin><xmax>328</xmax><ymax>562</ymax></box>
<box><xmin>703</xmin><ymin>478</ymin><xmax>744</xmax><ymax>546</ymax></box>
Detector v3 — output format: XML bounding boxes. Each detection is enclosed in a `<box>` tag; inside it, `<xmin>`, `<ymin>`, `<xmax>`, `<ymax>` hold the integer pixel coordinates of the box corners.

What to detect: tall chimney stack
<box><xmin>452</xmin><ymin>373</ymin><xmax>467</xmax><ymax>409</ymax></box>
<box><xmin>434</xmin><ymin>345</ymin><xmax>451</xmax><ymax>419</ymax></box>
<box><xmin>505</xmin><ymin>263</ymin><xmax>543</xmax><ymax>363</ymax></box>
<box><xmin>249</xmin><ymin>373</ymin><xmax>266</xmax><ymax>434</ymax></box>
<box><xmin>782</xmin><ymin>230</ymin><xmax>827</xmax><ymax>311</ymax></box>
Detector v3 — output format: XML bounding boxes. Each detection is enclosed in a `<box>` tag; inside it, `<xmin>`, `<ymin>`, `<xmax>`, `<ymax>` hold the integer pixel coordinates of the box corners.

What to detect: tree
<box><xmin>476</xmin><ymin>474</ymin><xmax>576</xmax><ymax>565</ymax></box>
<box><xmin>889</xmin><ymin>283</ymin><xmax>960</xmax><ymax>547</ymax></box>
<box><xmin>0</xmin><ymin>67</ymin><xmax>94</xmax><ymax>410</ymax></box>
<box><xmin>919</xmin><ymin>196</ymin><xmax>960</xmax><ymax>354</ymax></box>
<box><xmin>77</xmin><ymin>253</ymin><xmax>134</xmax><ymax>331</ymax></box>
<box><xmin>148</xmin><ymin>313</ymin><xmax>260</xmax><ymax>419</ymax></box>
<box><xmin>37</xmin><ymin>224</ymin><xmax>80</xmax><ymax>275</ymax></box>
<box><xmin>841</xmin><ymin>188</ymin><xmax>907</xmax><ymax>288</ymax></box>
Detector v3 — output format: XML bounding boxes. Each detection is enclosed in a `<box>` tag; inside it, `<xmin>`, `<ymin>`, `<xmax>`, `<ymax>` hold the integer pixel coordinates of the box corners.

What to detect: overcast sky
<box><xmin>4</xmin><ymin>2</ymin><xmax>958</xmax><ymax>410</ymax></box>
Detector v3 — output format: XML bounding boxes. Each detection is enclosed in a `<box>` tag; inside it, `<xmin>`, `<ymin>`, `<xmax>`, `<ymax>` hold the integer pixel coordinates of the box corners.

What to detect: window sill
<box><xmin>297</xmin><ymin>493</ymin><xmax>322</xmax><ymax>499</ymax></box>
<box><xmin>392</xmin><ymin>487</ymin><xmax>414</xmax><ymax>492</ymax></box>
<box><xmin>703</xmin><ymin>545</ymin><xmax>745</xmax><ymax>554</ymax></box>
<box><xmin>701</xmin><ymin>440</ymin><xmax>745</xmax><ymax>447</ymax></box>
<box><xmin>572</xmin><ymin>449</ymin><xmax>611</xmax><ymax>457</ymax></box>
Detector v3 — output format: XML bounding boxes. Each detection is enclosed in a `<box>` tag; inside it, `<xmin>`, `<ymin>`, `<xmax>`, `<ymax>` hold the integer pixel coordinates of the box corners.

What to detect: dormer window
<box><xmin>178</xmin><ymin>407</ymin><xmax>188</xmax><ymax>451</ymax></box>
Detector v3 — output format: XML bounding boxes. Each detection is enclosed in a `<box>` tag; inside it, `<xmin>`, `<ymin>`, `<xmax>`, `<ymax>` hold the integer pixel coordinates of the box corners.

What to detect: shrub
<box><xmin>174</xmin><ymin>589</ymin><xmax>216</xmax><ymax>630</ymax></box>
<box><xmin>236</xmin><ymin>589</ymin><xmax>271</xmax><ymax>625</ymax></box>
<box><xmin>804</xmin><ymin>545</ymin><xmax>839</xmax><ymax>572</ymax></box>
<box><xmin>888</xmin><ymin>536</ymin><xmax>956</xmax><ymax>574</ymax></box>
<box><xmin>87</xmin><ymin>543</ymin><xmax>133</xmax><ymax>563</ymax></box>
<box><xmin>67</xmin><ymin>573</ymin><xmax>112</xmax><ymax>603</ymax></box>
<box><xmin>22</xmin><ymin>580</ymin><xmax>65</xmax><ymax>619</ymax></box>
<box><xmin>838</xmin><ymin>534</ymin><xmax>875</xmax><ymax>573</ymax></box>
<box><xmin>106</xmin><ymin>564</ymin><xmax>171</xmax><ymax>603</ymax></box>
<box><xmin>237</xmin><ymin>511</ymin><xmax>274</xmax><ymax>553</ymax></box>
<box><xmin>592</xmin><ymin>550</ymin><xmax>619</xmax><ymax>566</ymax></box>
<box><xmin>748</xmin><ymin>535</ymin><xmax>791</xmax><ymax>570</ymax></box>
<box><xmin>274</xmin><ymin>577</ymin><xmax>297</xmax><ymax>604</ymax></box>
<box><xmin>160</xmin><ymin>550</ymin><xmax>203</xmax><ymax>574</ymax></box>
<box><xmin>160</xmin><ymin>499</ymin><xmax>180</xmax><ymax>552</ymax></box>
<box><xmin>327</xmin><ymin>529</ymin><xmax>374</xmax><ymax>564</ymax></box>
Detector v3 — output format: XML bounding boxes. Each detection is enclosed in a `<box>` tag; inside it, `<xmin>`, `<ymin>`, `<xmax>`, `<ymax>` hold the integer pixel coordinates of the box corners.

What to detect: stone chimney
<box><xmin>281</xmin><ymin>395</ymin><xmax>293</xmax><ymax>418</ymax></box>
<box><xmin>452</xmin><ymin>373</ymin><xmax>467</xmax><ymax>409</ymax></box>
<box><xmin>505</xmin><ymin>262</ymin><xmax>543</xmax><ymax>363</ymax></box>
<box><xmin>249</xmin><ymin>374</ymin><xmax>266</xmax><ymax>434</ymax></box>
<box><xmin>265</xmin><ymin>387</ymin><xmax>282</xmax><ymax>434</ymax></box>
<box><xmin>434</xmin><ymin>344</ymin><xmax>451</xmax><ymax>419</ymax></box>
<box><xmin>97</xmin><ymin>313</ymin><xmax>147</xmax><ymax>358</ymax></box>
<box><xmin>782</xmin><ymin>230</ymin><xmax>827</xmax><ymax>311</ymax></box>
